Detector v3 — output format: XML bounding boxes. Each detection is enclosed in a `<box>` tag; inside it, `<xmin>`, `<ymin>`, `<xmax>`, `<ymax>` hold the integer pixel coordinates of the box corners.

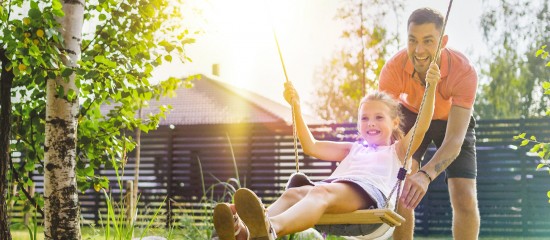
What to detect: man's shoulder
<box><xmin>386</xmin><ymin>49</ymin><xmax>409</xmax><ymax>67</ymax></box>
<box><xmin>446</xmin><ymin>48</ymin><xmax>475</xmax><ymax>70</ymax></box>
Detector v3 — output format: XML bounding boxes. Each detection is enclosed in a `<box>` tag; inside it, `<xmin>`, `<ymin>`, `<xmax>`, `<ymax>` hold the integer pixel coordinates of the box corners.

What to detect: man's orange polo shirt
<box><xmin>379</xmin><ymin>48</ymin><xmax>478</xmax><ymax>120</ymax></box>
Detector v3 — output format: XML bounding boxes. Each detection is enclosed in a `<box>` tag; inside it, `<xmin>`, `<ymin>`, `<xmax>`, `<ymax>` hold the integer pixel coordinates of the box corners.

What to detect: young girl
<box><xmin>213</xmin><ymin>62</ymin><xmax>440</xmax><ymax>240</ymax></box>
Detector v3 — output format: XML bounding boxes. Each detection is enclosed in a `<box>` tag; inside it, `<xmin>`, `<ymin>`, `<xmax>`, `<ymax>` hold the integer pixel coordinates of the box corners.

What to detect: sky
<box><xmin>153</xmin><ymin>0</ymin><xmax>483</xmax><ymax>115</ymax></box>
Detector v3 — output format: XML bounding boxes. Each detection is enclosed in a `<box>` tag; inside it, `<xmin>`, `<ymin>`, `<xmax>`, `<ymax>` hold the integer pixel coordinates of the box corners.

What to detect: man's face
<box><xmin>407</xmin><ymin>23</ymin><xmax>445</xmax><ymax>76</ymax></box>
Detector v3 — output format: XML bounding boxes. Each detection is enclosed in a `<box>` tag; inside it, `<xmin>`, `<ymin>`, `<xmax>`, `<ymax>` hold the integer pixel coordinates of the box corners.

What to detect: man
<box><xmin>378</xmin><ymin>8</ymin><xmax>480</xmax><ymax>240</ymax></box>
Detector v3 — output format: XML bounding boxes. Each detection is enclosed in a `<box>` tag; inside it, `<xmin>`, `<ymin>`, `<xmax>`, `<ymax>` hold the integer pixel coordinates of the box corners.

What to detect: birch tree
<box><xmin>43</xmin><ymin>0</ymin><xmax>84</xmax><ymax>238</ymax></box>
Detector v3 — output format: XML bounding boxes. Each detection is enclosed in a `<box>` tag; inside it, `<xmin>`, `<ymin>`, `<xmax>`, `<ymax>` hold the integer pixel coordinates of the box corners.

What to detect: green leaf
<box><xmin>530</xmin><ymin>144</ymin><xmax>541</xmax><ymax>152</ymax></box>
<box><xmin>93</xmin><ymin>55</ymin><xmax>106</xmax><ymax>63</ymax></box>
<box><xmin>24</xmin><ymin>161</ymin><xmax>35</xmax><ymax>171</ymax></box>
<box><xmin>159</xmin><ymin>40</ymin><xmax>175</xmax><ymax>52</ymax></box>
<box><xmin>52</xmin><ymin>0</ymin><xmax>62</xmax><ymax>10</ymax></box>
<box><xmin>99</xmin><ymin>14</ymin><xmax>107</xmax><ymax>21</ymax></box>
<box><xmin>520</xmin><ymin>140</ymin><xmax>529</xmax><ymax>146</ymax></box>
<box><xmin>56</xmin><ymin>85</ymin><xmax>64</xmax><ymax>97</ymax></box>
<box><xmin>537</xmin><ymin>163</ymin><xmax>545</xmax><ymax>170</ymax></box>
<box><xmin>518</xmin><ymin>133</ymin><xmax>526</xmax><ymax>139</ymax></box>
<box><xmin>145</xmin><ymin>64</ymin><xmax>153</xmax><ymax>74</ymax></box>
<box><xmin>129</xmin><ymin>46</ymin><xmax>138</xmax><ymax>57</ymax></box>
<box><xmin>543</xmin><ymin>82</ymin><xmax>550</xmax><ymax>90</ymax></box>
<box><xmin>26</xmin><ymin>178</ymin><xmax>33</xmax><ymax>186</ymax></box>
<box><xmin>30</xmin><ymin>1</ymin><xmax>39</xmax><ymax>9</ymax></box>
<box><xmin>28</xmin><ymin>8</ymin><xmax>41</xmax><ymax>20</ymax></box>
<box><xmin>84</xmin><ymin>166</ymin><xmax>94</xmax><ymax>177</ymax></box>
<box><xmin>94</xmin><ymin>55</ymin><xmax>117</xmax><ymax>68</ymax></box>
<box><xmin>61</xmin><ymin>68</ymin><xmax>74</xmax><ymax>77</ymax></box>
<box><xmin>99</xmin><ymin>177</ymin><xmax>109</xmax><ymax>189</ymax></box>
<box><xmin>164</xmin><ymin>55</ymin><xmax>172</xmax><ymax>62</ymax></box>
<box><xmin>36</xmin><ymin>196</ymin><xmax>44</xmax><ymax>208</ymax></box>
<box><xmin>530</xmin><ymin>135</ymin><xmax>537</xmax><ymax>141</ymax></box>
<box><xmin>67</xmin><ymin>89</ymin><xmax>77</xmax><ymax>102</ymax></box>
<box><xmin>182</xmin><ymin>38</ymin><xmax>196</xmax><ymax>45</ymax></box>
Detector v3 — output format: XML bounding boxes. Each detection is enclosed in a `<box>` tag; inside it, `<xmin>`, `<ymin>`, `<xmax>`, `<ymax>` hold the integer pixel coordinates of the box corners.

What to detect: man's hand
<box><xmin>400</xmin><ymin>171</ymin><xmax>431</xmax><ymax>209</ymax></box>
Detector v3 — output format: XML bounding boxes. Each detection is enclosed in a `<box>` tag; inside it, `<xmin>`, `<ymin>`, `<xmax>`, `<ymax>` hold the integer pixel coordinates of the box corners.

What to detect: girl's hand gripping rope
<box><xmin>424</xmin><ymin>62</ymin><xmax>441</xmax><ymax>87</ymax></box>
<box><xmin>283</xmin><ymin>82</ymin><xmax>300</xmax><ymax>107</ymax></box>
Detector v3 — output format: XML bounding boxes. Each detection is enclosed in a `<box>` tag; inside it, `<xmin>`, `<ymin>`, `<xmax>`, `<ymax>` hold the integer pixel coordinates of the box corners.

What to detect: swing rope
<box><xmin>384</xmin><ymin>0</ymin><xmax>454</xmax><ymax>210</ymax></box>
<box><xmin>273</xmin><ymin>29</ymin><xmax>300</xmax><ymax>173</ymax></box>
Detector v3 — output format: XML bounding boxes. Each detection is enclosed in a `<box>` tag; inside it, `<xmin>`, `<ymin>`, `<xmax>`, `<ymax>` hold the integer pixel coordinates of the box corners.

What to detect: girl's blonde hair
<box><xmin>359</xmin><ymin>91</ymin><xmax>404</xmax><ymax>143</ymax></box>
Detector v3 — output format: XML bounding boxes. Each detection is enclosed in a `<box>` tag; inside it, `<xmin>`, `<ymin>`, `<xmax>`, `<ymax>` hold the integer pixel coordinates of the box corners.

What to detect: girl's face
<box><xmin>358</xmin><ymin>100</ymin><xmax>399</xmax><ymax>146</ymax></box>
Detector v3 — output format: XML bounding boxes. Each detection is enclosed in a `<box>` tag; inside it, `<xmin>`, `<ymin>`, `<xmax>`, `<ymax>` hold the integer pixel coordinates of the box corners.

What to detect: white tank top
<box><xmin>328</xmin><ymin>142</ymin><xmax>402</xmax><ymax>199</ymax></box>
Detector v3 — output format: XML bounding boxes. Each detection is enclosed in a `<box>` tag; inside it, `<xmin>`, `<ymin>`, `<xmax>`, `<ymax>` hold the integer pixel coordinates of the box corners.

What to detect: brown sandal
<box><xmin>234</xmin><ymin>188</ymin><xmax>277</xmax><ymax>240</ymax></box>
<box><xmin>213</xmin><ymin>203</ymin><xmax>249</xmax><ymax>240</ymax></box>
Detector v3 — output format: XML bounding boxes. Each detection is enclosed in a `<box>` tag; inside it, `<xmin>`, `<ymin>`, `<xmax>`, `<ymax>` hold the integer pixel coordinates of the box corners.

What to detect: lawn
<box><xmin>10</xmin><ymin>227</ymin><xmax>549</xmax><ymax>240</ymax></box>
<box><xmin>10</xmin><ymin>226</ymin><xmax>191</xmax><ymax>240</ymax></box>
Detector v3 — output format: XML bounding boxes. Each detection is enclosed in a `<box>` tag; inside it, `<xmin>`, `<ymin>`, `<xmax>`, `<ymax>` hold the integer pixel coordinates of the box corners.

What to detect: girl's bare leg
<box><xmin>270</xmin><ymin>183</ymin><xmax>370</xmax><ymax>237</ymax></box>
<box><xmin>267</xmin><ymin>185</ymin><xmax>313</xmax><ymax>217</ymax></box>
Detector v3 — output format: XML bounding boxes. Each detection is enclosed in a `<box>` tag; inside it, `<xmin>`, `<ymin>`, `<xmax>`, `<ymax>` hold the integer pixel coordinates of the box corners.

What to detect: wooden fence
<box><xmin>10</xmin><ymin>118</ymin><xmax>550</xmax><ymax>237</ymax></box>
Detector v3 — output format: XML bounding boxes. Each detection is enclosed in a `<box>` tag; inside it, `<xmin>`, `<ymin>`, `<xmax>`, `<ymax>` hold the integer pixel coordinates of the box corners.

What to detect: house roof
<box><xmin>133</xmin><ymin>75</ymin><xmax>326</xmax><ymax>126</ymax></box>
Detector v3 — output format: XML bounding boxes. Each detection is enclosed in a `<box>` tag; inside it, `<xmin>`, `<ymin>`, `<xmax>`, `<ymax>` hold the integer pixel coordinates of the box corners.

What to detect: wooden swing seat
<box><xmin>317</xmin><ymin>209</ymin><xmax>405</xmax><ymax>227</ymax></box>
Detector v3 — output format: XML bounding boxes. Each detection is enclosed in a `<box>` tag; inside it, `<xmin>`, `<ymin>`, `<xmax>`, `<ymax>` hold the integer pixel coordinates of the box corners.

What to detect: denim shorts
<box><xmin>400</xmin><ymin>104</ymin><xmax>477</xmax><ymax>179</ymax></box>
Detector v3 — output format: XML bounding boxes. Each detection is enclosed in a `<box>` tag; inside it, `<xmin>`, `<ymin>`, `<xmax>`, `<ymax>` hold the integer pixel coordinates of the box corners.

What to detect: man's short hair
<box><xmin>407</xmin><ymin>8</ymin><xmax>445</xmax><ymax>31</ymax></box>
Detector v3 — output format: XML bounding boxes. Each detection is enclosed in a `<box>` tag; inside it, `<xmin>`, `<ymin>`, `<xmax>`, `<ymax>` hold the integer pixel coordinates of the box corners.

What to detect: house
<box><xmin>121</xmin><ymin>75</ymin><xmax>329</xmax><ymax>206</ymax></box>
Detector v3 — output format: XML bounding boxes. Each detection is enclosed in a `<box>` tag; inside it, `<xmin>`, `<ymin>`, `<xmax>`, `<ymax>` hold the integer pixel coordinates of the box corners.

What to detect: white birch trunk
<box><xmin>44</xmin><ymin>1</ymin><xmax>84</xmax><ymax>239</ymax></box>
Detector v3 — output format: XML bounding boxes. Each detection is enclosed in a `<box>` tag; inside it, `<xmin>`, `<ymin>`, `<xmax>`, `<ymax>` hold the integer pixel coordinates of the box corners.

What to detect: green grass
<box><xmin>10</xmin><ymin>227</ymin><xmax>550</xmax><ymax>240</ymax></box>
<box><xmin>10</xmin><ymin>226</ymin><xmax>195</xmax><ymax>240</ymax></box>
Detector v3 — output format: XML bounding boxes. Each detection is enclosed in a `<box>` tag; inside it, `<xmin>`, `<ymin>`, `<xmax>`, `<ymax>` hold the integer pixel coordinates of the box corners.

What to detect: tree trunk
<box><xmin>0</xmin><ymin>48</ymin><xmax>14</xmax><ymax>240</ymax></box>
<box><xmin>132</xmin><ymin>107</ymin><xmax>141</xmax><ymax>224</ymax></box>
<box><xmin>44</xmin><ymin>1</ymin><xmax>84</xmax><ymax>239</ymax></box>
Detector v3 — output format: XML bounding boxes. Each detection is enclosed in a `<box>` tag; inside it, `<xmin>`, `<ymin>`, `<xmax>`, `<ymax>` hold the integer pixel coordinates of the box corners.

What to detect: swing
<box><xmin>273</xmin><ymin>1</ymin><xmax>454</xmax><ymax>239</ymax></box>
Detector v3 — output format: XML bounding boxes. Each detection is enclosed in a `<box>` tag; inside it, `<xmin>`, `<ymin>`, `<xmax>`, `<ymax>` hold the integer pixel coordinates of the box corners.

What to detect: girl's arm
<box><xmin>284</xmin><ymin>82</ymin><xmax>352</xmax><ymax>161</ymax></box>
<box><xmin>395</xmin><ymin>62</ymin><xmax>439</xmax><ymax>162</ymax></box>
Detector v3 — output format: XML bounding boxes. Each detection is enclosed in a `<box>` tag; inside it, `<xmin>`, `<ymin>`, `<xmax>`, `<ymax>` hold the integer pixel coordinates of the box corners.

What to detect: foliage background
<box><xmin>312</xmin><ymin>0</ymin><xmax>404</xmax><ymax>122</ymax></box>
<box><xmin>1</xmin><ymin>0</ymin><xmax>197</xmax><ymax>222</ymax></box>
<box><xmin>474</xmin><ymin>0</ymin><xmax>549</xmax><ymax>119</ymax></box>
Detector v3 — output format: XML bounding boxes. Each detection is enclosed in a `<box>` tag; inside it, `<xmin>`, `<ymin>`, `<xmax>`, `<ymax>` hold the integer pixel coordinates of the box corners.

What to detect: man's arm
<box><xmin>400</xmin><ymin>105</ymin><xmax>472</xmax><ymax>208</ymax></box>
<box><xmin>423</xmin><ymin>105</ymin><xmax>472</xmax><ymax>177</ymax></box>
